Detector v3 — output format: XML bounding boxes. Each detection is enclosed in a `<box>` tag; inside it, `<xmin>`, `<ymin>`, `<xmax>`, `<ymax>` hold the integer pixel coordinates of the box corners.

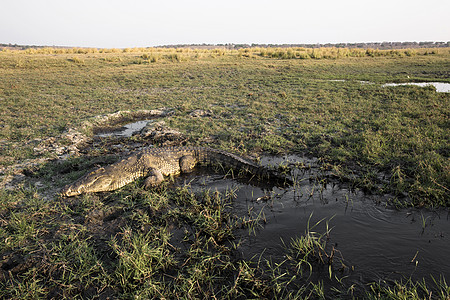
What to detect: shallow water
<box><xmin>178</xmin><ymin>155</ymin><xmax>450</xmax><ymax>287</ymax></box>
<box><xmin>381</xmin><ymin>82</ymin><xmax>450</xmax><ymax>92</ymax></box>
<box><xmin>328</xmin><ymin>79</ymin><xmax>450</xmax><ymax>92</ymax></box>
<box><xmin>96</xmin><ymin>120</ymin><xmax>150</xmax><ymax>137</ymax></box>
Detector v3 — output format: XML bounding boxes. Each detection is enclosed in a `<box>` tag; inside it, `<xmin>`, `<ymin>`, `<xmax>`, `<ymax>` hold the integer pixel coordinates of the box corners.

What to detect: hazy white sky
<box><xmin>1</xmin><ymin>0</ymin><xmax>449</xmax><ymax>48</ymax></box>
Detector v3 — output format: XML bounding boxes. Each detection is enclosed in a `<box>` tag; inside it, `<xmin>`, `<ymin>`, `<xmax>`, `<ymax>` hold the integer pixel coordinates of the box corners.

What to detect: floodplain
<box><xmin>0</xmin><ymin>47</ymin><xmax>449</xmax><ymax>298</ymax></box>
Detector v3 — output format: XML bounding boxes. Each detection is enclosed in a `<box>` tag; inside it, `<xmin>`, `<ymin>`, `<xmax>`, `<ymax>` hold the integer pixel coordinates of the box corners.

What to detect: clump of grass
<box><xmin>111</xmin><ymin>226</ymin><xmax>174</xmax><ymax>295</ymax></box>
<box><xmin>0</xmin><ymin>275</ymin><xmax>47</xmax><ymax>299</ymax></box>
<box><xmin>366</xmin><ymin>276</ymin><xmax>449</xmax><ymax>300</ymax></box>
<box><xmin>102</xmin><ymin>56</ymin><xmax>122</xmax><ymax>62</ymax></box>
<box><xmin>285</xmin><ymin>214</ymin><xmax>341</xmax><ymax>278</ymax></box>
<box><xmin>171</xmin><ymin>185</ymin><xmax>238</xmax><ymax>243</ymax></box>
<box><xmin>46</xmin><ymin>231</ymin><xmax>108</xmax><ymax>296</ymax></box>
<box><xmin>164</xmin><ymin>53</ymin><xmax>185</xmax><ymax>62</ymax></box>
<box><xmin>68</xmin><ymin>56</ymin><xmax>85</xmax><ymax>64</ymax></box>
<box><xmin>212</xmin><ymin>48</ymin><xmax>226</xmax><ymax>56</ymax></box>
<box><xmin>141</xmin><ymin>53</ymin><xmax>159</xmax><ymax>62</ymax></box>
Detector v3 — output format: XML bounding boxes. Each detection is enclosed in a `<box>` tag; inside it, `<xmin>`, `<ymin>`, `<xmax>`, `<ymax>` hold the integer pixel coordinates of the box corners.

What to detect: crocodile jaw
<box><xmin>60</xmin><ymin>185</ymin><xmax>83</xmax><ymax>197</ymax></box>
<box><xmin>60</xmin><ymin>167</ymin><xmax>116</xmax><ymax>197</ymax></box>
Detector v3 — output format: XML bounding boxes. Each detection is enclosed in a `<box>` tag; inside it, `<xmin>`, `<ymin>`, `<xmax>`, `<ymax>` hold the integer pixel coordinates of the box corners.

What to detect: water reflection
<box><xmin>382</xmin><ymin>82</ymin><xmax>450</xmax><ymax>93</ymax></box>
<box><xmin>328</xmin><ymin>79</ymin><xmax>450</xmax><ymax>93</ymax></box>
<box><xmin>96</xmin><ymin>120</ymin><xmax>150</xmax><ymax>137</ymax></box>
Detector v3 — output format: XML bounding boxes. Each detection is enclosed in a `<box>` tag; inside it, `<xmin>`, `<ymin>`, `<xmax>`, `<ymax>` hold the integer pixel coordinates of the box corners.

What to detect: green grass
<box><xmin>1</xmin><ymin>186</ymin><xmax>449</xmax><ymax>298</ymax></box>
<box><xmin>0</xmin><ymin>47</ymin><xmax>449</xmax><ymax>298</ymax></box>
<box><xmin>366</xmin><ymin>276</ymin><xmax>450</xmax><ymax>300</ymax></box>
<box><xmin>1</xmin><ymin>47</ymin><xmax>448</xmax><ymax>205</ymax></box>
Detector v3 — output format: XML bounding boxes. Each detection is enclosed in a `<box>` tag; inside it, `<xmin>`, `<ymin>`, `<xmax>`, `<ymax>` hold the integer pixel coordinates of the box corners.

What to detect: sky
<box><xmin>1</xmin><ymin>0</ymin><xmax>449</xmax><ymax>48</ymax></box>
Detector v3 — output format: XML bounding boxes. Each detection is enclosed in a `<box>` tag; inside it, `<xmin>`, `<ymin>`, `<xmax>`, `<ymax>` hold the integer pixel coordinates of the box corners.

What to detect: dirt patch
<box><xmin>32</xmin><ymin>128</ymin><xmax>90</xmax><ymax>158</ymax></box>
<box><xmin>189</xmin><ymin>109</ymin><xmax>213</xmax><ymax>118</ymax></box>
<box><xmin>136</xmin><ymin>120</ymin><xmax>186</xmax><ymax>146</ymax></box>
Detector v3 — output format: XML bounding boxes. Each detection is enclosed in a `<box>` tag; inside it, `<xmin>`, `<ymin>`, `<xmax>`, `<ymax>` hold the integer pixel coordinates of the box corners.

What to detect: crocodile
<box><xmin>61</xmin><ymin>146</ymin><xmax>291</xmax><ymax>197</ymax></box>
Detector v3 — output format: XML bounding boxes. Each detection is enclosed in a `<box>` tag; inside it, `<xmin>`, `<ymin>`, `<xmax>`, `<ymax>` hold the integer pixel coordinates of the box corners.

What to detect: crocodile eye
<box><xmin>90</xmin><ymin>168</ymin><xmax>105</xmax><ymax>176</ymax></box>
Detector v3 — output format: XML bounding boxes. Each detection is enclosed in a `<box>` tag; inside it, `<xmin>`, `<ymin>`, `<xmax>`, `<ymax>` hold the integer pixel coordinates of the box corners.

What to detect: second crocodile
<box><xmin>61</xmin><ymin>146</ymin><xmax>291</xmax><ymax>197</ymax></box>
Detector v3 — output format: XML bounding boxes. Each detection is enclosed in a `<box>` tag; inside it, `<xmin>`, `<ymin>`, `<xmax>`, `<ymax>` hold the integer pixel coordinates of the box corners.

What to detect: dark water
<box><xmin>178</xmin><ymin>155</ymin><xmax>450</xmax><ymax>287</ymax></box>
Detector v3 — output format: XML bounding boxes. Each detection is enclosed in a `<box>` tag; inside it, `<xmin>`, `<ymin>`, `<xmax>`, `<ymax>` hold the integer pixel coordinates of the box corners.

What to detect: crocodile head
<box><xmin>61</xmin><ymin>167</ymin><xmax>119</xmax><ymax>197</ymax></box>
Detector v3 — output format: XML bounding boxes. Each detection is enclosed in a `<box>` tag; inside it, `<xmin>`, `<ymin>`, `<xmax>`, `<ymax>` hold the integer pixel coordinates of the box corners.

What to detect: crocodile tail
<box><xmin>192</xmin><ymin>147</ymin><xmax>259</xmax><ymax>172</ymax></box>
<box><xmin>193</xmin><ymin>147</ymin><xmax>291</xmax><ymax>185</ymax></box>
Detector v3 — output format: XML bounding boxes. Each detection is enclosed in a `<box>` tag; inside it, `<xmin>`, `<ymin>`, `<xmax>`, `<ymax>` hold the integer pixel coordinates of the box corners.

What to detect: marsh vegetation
<box><xmin>0</xmin><ymin>47</ymin><xmax>449</xmax><ymax>298</ymax></box>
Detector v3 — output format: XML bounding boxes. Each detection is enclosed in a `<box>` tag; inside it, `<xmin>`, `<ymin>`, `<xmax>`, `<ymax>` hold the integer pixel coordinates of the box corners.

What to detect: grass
<box><xmin>286</xmin><ymin>214</ymin><xmax>336</xmax><ymax>274</ymax></box>
<box><xmin>1</xmin><ymin>185</ymin><xmax>449</xmax><ymax>298</ymax></box>
<box><xmin>1</xmin><ymin>47</ymin><xmax>449</xmax><ymax>205</ymax></box>
<box><xmin>0</xmin><ymin>47</ymin><xmax>449</xmax><ymax>298</ymax></box>
<box><xmin>367</xmin><ymin>276</ymin><xmax>450</xmax><ymax>300</ymax></box>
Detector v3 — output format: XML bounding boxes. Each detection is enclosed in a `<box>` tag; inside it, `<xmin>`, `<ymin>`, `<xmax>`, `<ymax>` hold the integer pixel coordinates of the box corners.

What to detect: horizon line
<box><xmin>1</xmin><ymin>41</ymin><xmax>449</xmax><ymax>50</ymax></box>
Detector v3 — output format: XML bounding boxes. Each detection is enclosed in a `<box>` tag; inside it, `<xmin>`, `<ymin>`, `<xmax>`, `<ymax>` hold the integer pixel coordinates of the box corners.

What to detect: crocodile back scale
<box><xmin>60</xmin><ymin>146</ymin><xmax>290</xmax><ymax>197</ymax></box>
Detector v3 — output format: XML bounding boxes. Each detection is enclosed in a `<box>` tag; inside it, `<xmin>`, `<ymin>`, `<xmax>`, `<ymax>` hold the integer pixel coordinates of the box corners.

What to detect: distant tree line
<box><xmin>1</xmin><ymin>41</ymin><xmax>449</xmax><ymax>51</ymax></box>
<box><xmin>157</xmin><ymin>41</ymin><xmax>450</xmax><ymax>50</ymax></box>
<box><xmin>0</xmin><ymin>43</ymin><xmax>70</xmax><ymax>50</ymax></box>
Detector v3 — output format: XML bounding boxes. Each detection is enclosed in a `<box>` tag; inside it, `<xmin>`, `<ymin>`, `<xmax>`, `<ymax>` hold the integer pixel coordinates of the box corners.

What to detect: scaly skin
<box><xmin>61</xmin><ymin>146</ymin><xmax>290</xmax><ymax>197</ymax></box>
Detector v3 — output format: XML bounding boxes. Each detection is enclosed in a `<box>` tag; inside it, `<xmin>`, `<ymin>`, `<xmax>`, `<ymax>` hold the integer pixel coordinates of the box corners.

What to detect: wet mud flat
<box><xmin>176</xmin><ymin>155</ymin><xmax>450</xmax><ymax>293</ymax></box>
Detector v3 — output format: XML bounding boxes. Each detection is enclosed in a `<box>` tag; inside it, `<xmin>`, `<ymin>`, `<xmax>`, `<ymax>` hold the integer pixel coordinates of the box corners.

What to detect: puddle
<box><xmin>328</xmin><ymin>79</ymin><xmax>450</xmax><ymax>92</ymax></box>
<box><xmin>176</xmin><ymin>155</ymin><xmax>449</xmax><ymax>289</ymax></box>
<box><xmin>358</xmin><ymin>80</ymin><xmax>373</xmax><ymax>84</ymax></box>
<box><xmin>328</xmin><ymin>80</ymin><xmax>373</xmax><ymax>84</ymax></box>
<box><xmin>382</xmin><ymin>82</ymin><xmax>450</xmax><ymax>93</ymax></box>
<box><xmin>96</xmin><ymin>120</ymin><xmax>151</xmax><ymax>137</ymax></box>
